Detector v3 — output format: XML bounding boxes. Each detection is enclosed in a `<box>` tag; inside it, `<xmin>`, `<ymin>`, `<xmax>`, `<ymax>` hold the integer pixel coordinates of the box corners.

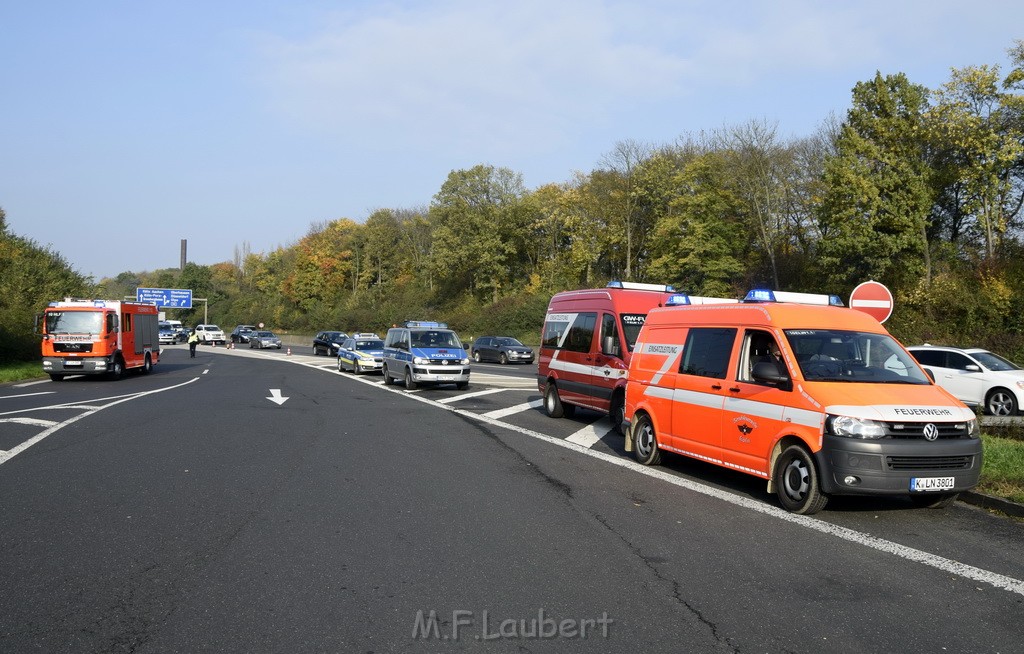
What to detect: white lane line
<box><xmin>13</xmin><ymin>380</ymin><xmax>53</xmax><ymax>388</ymax></box>
<box><xmin>565</xmin><ymin>420</ymin><xmax>611</xmax><ymax>448</ymax></box>
<box><xmin>0</xmin><ymin>377</ymin><xmax>201</xmax><ymax>467</ymax></box>
<box><xmin>1</xmin><ymin>391</ymin><xmax>56</xmax><ymax>399</ymax></box>
<box><xmin>439</xmin><ymin>388</ymin><xmax>508</xmax><ymax>404</ymax></box>
<box><xmin>0</xmin><ymin>417</ymin><xmax>59</xmax><ymax>427</ymax></box>
<box><xmin>483</xmin><ymin>399</ymin><xmax>543</xmax><ymax>419</ymax></box>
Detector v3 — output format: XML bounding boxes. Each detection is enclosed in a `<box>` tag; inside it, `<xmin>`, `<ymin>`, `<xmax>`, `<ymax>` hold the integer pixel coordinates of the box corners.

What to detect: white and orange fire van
<box><xmin>538</xmin><ymin>281</ymin><xmax>736</xmax><ymax>431</ymax></box>
<box><xmin>623</xmin><ymin>289</ymin><xmax>982</xmax><ymax>514</ymax></box>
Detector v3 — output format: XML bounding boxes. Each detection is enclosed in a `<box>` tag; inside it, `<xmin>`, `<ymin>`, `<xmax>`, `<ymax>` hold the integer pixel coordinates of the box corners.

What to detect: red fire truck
<box><xmin>39</xmin><ymin>299</ymin><xmax>160</xmax><ymax>381</ymax></box>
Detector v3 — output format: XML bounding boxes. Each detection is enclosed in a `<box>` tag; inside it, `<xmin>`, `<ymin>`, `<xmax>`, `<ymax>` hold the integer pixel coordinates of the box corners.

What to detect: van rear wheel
<box><xmin>382</xmin><ymin>364</ymin><xmax>394</xmax><ymax>385</ymax></box>
<box><xmin>609</xmin><ymin>392</ymin><xmax>625</xmax><ymax>435</ymax></box>
<box><xmin>633</xmin><ymin>415</ymin><xmax>662</xmax><ymax>466</ymax></box>
<box><xmin>774</xmin><ymin>444</ymin><xmax>828</xmax><ymax>514</ymax></box>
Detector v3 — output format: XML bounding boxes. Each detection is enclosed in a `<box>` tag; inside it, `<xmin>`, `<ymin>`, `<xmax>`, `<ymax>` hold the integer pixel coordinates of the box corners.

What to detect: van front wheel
<box><xmin>544</xmin><ymin>383</ymin><xmax>574</xmax><ymax>418</ymax></box>
<box><xmin>774</xmin><ymin>444</ymin><xmax>828</xmax><ymax>515</ymax></box>
<box><xmin>633</xmin><ymin>415</ymin><xmax>662</xmax><ymax>466</ymax></box>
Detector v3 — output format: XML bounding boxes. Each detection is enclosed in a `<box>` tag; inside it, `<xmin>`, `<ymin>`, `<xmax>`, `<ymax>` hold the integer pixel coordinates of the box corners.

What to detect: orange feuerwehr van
<box><xmin>623</xmin><ymin>290</ymin><xmax>983</xmax><ymax>514</ymax></box>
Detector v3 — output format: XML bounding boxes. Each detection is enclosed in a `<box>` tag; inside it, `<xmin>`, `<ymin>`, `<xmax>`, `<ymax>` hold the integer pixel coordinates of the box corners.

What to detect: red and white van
<box><xmin>623</xmin><ymin>290</ymin><xmax>983</xmax><ymax>514</ymax></box>
<box><xmin>537</xmin><ymin>282</ymin><xmax>735</xmax><ymax>430</ymax></box>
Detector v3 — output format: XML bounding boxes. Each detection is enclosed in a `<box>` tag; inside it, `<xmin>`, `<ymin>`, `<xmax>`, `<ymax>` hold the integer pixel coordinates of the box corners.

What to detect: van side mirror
<box><xmin>602</xmin><ymin>335</ymin><xmax>621</xmax><ymax>358</ymax></box>
<box><xmin>752</xmin><ymin>361</ymin><xmax>791</xmax><ymax>389</ymax></box>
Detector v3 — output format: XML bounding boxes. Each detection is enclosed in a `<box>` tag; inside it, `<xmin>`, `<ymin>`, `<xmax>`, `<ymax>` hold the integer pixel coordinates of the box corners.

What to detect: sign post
<box><xmin>849</xmin><ymin>281</ymin><xmax>894</xmax><ymax>323</ymax></box>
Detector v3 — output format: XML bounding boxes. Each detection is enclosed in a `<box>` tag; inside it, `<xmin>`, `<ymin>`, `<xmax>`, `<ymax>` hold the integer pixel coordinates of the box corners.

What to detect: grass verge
<box><xmin>0</xmin><ymin>361</ymin><xmax>45</xmax><ymax>385</ymax></box>
<box><xmin>978</xmin><ymin>433</ymin><xmax>1024</xmax><ymax>505</ymax></box>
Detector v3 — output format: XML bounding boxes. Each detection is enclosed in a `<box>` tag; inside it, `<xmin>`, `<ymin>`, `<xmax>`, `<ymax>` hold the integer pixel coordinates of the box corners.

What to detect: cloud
<box><xmin>252</xmin><ymin>0</ymin><xmax>692</xmax><ymax>155</ymax></box>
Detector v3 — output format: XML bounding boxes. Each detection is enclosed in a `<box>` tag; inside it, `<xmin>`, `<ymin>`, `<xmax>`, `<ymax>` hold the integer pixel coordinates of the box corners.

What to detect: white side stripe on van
<box><xmin>644</xmin><ymin>385</ymin><xmax>824</xmax><ymax>429</ymax></box>
<box><xmin>546</xmin><ymin>351</ymin><xmax>595</xmax><ymax>377</ymax></box>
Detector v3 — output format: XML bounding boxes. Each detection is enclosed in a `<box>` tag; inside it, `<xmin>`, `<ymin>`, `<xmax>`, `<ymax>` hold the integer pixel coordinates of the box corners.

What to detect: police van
<box><xmin>538</xmin><ymin>281</ymin><xmax>736</xmax><ymax>432</ymax></box>
<box><xmin>382</xmin><ymin>321</ymin><xmax>471</xmax><ymax>390</ymax></box>
<box><xmin>623</xmin><ymin>289</ymin><xmax>983</xmax><ymax>514</ymax></box>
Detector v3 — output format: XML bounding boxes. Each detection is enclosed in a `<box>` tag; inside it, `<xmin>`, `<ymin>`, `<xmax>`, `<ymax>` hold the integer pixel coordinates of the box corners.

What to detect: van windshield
<box><xmin>411</xmin><ymin>330</ymin><xmax>462</xmax><ymax>349</ymax></box>
<box><xmin>785</xmin><ymin>329</ymin><xmax>931</xmax><ymax>384</ymax></box>
<box><xmin>620</xmin><ymin>313</ymin><xmax>647</xmax><ymax>351</ymax></box>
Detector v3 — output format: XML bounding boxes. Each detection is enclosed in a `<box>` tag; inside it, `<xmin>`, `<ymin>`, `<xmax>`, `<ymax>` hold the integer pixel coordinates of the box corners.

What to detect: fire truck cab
<box><xmin>40</xmin><ymin>299</ymin><xmax>160</xmax><ymax>381</ymax></box>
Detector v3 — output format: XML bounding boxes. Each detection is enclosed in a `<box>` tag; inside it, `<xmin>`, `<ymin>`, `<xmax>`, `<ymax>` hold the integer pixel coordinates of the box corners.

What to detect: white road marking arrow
<box><xmin>266</xmin><ymin>389</ymin><xmax>289</xmax><ymax>405</ymax></box>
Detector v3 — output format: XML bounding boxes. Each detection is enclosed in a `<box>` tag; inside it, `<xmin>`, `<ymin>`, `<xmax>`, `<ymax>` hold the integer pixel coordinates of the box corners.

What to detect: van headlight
<box><xmin>828</xmin><ymin>415</ymin><xmax>887</xmax><ymax>439</ymax></box>
<box><xmin>461</xmin><ymin>357</ymin><xmax>470</xmax><ymax>365</ymax></box>
<box><xmin>413</xmin><ymin>356</ymin><xmax>427</xmax><ymax>364</ymax></box>
<box><xmin>966</xmin><ymin>418</ymin><xmax>979</xmax><ymax>438</ymax></box>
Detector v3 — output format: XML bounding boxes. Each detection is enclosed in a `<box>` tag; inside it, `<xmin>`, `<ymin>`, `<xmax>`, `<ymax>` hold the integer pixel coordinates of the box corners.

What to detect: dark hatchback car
<box><xmin>471</xmin><ymin>336</ymin><xmax>535</xmax><ymax>364</ymax></box>
<box><xmin>312</xmin><ymin>330</ymin><xmax>349</xmax><ymax>356</ymax></box>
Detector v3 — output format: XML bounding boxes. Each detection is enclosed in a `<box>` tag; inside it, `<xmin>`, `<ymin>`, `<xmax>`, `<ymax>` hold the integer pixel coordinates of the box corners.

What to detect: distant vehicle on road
<box><xmin>231</xmin><ymin>325</ymin><xmax>256</xmax><ymax>343</ymax></box>
<box><xmin>249</xmin><ymin>331</ymin><xmax>282</xmax><ymax>349</ymax></box>
<box><xmin>312</xmin><ymin>331</ymin><xmax>348</xmax><ymax>356</ymax></box>
<box><xmin>158</xmin><ymin>324</ymin><xmax>178</xmax><ymax>345</ymax></box>
<box><xmin>471</xmin><ymin>336</ymin><xmax>534</xmax><ymax>364</ymax></box>
<box><xmin>337</xmin><ymin>336</ymin><xmax>386</xmax><ymax>374</ymax></box>
<box><xmin>195</xmin><ymin>324</ymin><xmax>226</xmax><ymax>345</ymax></box>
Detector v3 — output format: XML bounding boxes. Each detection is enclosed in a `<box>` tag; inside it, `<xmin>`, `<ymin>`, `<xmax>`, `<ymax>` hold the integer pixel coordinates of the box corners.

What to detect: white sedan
<box><xmin>907</xmin><ymin>345</ymin><xmax>1024</xmax><ymax>416</ymax></box>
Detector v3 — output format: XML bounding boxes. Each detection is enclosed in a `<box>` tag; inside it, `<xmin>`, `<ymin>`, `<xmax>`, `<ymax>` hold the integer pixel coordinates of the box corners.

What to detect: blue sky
<box><xmin>2</xmin><ymin>1</ymin><xmax>1022</xmax><ymax>281</ymax></box>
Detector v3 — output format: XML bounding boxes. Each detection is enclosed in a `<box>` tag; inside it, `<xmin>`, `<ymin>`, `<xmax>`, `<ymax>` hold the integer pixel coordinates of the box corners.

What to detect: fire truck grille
<box><xmin>54</xmin><ymin>343</ymin><xmax>94</xmax><ymax>353</ymax></box>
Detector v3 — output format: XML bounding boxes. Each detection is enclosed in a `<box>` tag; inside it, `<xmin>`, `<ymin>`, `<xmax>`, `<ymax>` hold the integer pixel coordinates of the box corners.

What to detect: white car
<box><xmin>907</xmin><ymin>345</ymin><xmax>1024</xmax><ymax>416</ymax></box>
<box><xmin>195</xmin><ymin>324</ymin><xmax>226</xmax><ymax>345</ymax></box>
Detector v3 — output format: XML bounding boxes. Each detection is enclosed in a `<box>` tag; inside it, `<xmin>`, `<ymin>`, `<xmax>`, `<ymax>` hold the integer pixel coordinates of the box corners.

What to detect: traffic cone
<box><xmin>287</xmin><ymin>347</ymin><xmax>292</xmax><ymax>356</ymax></box>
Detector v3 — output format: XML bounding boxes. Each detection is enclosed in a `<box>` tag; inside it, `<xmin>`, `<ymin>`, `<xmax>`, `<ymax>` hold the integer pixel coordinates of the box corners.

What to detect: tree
<box><xmin>0</xmin><ymin>207</ymin><xmax>89</xmax><ymax>361</ymax></box>
<box><xmin>817</xmin><ymin>72</ymin><xmax>934</xmax><ymax>291</ymax></box>
<box><xmin>430</xmin><ymin>165</ymin><xmax>526</xmax><ymax>303</ymax></box>
<box><xmin>928</xmin><ymin>63</ymin><xmax>1024</xmax><ymax>261</ymax></box>
<box><xmin>647</xmin><ymin>153</ymin><xmax>746</xmax><ymax>295</ymax></box>
<box><xmin>598</xmin><ymin>139</ymin><xmax>655</xmax><ymax>280</ymax></box>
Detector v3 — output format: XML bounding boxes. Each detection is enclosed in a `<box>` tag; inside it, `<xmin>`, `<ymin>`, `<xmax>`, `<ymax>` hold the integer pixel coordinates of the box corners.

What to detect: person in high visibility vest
<box><xmin>188</xmin><ymin>329</ymin><xmax>200</xmax><ymax>358</ymax></box>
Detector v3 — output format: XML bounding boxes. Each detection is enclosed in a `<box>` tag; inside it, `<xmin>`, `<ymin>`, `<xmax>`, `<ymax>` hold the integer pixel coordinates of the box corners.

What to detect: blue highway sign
<box><xmin>136</xmin><ymin>287</ymin><xmax>193</xmax><ymax>308</ymax></box>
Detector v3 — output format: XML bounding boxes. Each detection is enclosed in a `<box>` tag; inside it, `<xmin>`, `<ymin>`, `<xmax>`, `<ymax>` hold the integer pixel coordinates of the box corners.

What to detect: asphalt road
<box><xmin>1</xmin><ymin>345</ymin><xmax>1022</xmax><ymax>653</ymax></box>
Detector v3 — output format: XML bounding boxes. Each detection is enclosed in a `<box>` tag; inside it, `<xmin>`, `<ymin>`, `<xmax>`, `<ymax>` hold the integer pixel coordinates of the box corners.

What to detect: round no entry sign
<box><xmin>849</xmin><ymin>281</ymin><xmax>894</xmax><ymax>323</ymax></box>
